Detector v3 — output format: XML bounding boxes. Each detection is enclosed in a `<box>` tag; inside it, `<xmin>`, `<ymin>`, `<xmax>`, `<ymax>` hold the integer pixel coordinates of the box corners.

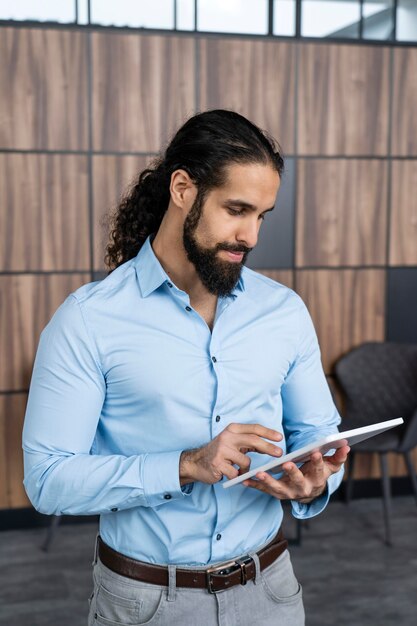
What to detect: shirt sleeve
<box><xmin>281</xmin><ymin>295</ymin><xmax>344</xmax><ymax>519</ymax></box>
<box><xmin>22</xmin><ymin>295</ymin><xmax>190</xmax><ymax>516</ymax></box>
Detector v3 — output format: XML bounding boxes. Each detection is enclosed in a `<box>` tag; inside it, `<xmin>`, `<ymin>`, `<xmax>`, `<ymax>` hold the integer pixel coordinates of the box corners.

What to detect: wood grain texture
<box><xmin>298</xmin><ymin>44</ymin><xmax>389</xmax><ymax>155</ymax></box>
<box><xmin>93</xmin><ymin>155</ymin><xmax>154</xmax><ymax>270</ymax></box>
<box><xmin>0</xmin><ymin>394</ymin><xmax>29</xmax><ymax>509</ymax></box>
<box><xmin>295</xmin><ymin>270</ymin><xmax>385</xmax><ymax>373</ymax></box>
<box><xmin>392</xmin><ymin>48</ymin><xmax>417</xmax><ymax>156</ymax></box>
<box><xmin>199</xmin><ymin>38</ymin><xmax>295</xmax><ymax>152</ymax></box>
<box><xmin>255</xmin><ymin>269</ymin><xmax>294</xmax><ymax>289</ymax></box>
<box><xmin>92</xmin><ymin>33</ymin><xmax>195</xmax><ymax>152</ymax></box>
<box><xmin>389</xmin><ymin>160</ymin><xmax>417</xmax><ymax>265</ymax></box>
<box><xmin>0</xmin><ymin>28</ymin><xmax>88</xmax><ymax>150</ymax></box>
<box><xmin>296</xmin><ymin>159</ymin><xmax>388</xmax><ymax>267</ymax></box>
<box><xmin>346</xmin><ymin>450</ymin><xmax>417</xmax><ymax>480</ymax></box>
<box><xmin>0</xmin><ymin>154</ymin><xmax>90</xmax><ymax>272</ymax></box>
<box><xmin>0</xmin><ymin>274</ymin><xmax>87</xmax><ymax>392</ymax></box>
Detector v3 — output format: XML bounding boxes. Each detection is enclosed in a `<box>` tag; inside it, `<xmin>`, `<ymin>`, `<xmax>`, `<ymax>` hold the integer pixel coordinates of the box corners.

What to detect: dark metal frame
<box><xmin>0</xmin><ymin>0</ymin><xmax>415</xmax><ymax>45</ymax></box>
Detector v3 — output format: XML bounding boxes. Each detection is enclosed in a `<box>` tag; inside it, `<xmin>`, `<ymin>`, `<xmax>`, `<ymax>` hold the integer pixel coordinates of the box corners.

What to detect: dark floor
<box><xmin>0</xmin><ymin>496</ymin><xmax>416</xmax><ymax>625</ymax></box>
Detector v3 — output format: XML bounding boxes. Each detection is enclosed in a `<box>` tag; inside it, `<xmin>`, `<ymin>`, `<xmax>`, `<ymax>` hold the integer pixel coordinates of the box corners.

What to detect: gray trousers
<box><xmin>87</xmin><ymin>540</ymin><xmax>305</xmax><ymax>626</ymax></box>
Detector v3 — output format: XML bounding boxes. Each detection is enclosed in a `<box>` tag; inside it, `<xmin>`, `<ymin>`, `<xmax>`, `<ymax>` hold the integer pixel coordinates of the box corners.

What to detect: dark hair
<box><xmin>105</xmin><ymin>109</ymin><xmax>284</xmax><ymax>270</ymax></box>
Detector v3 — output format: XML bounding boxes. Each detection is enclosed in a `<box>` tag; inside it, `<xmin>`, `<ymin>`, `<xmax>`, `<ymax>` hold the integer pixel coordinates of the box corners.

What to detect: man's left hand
<box><xmin>242</xmin><ymin>445</ymin><xmax>350</xmax><ymax>504</ymax></box>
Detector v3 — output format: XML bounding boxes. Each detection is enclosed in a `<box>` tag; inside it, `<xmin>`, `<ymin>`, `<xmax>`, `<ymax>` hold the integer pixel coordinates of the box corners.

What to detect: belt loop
<box><xmin>92</xmin><ymin>533</ymin><xmax>100</xmax><ymax>566</ymax></box>
<box><xmin>250</xmin><ymin>551</ymin><xmax>261</xmax><ymax>585</ymax></box>
<box><xmin>167</xmin><ymin>564</ymin><xmax>177</xmax><ymax>602</ymax></box>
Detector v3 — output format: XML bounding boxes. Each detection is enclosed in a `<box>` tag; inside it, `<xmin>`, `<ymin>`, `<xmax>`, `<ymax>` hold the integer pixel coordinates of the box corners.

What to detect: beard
<box><xmin>183</xmin><ymin>192</ymin><xmax>251</xmax><ymax>297</ymax></box>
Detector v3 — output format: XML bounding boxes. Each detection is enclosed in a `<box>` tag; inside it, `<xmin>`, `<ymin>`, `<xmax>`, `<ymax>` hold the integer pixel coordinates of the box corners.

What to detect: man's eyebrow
<box><xmin>223</xmin><ymin>199</ymin><xmax>275</xmax><ymax>213</ymax></box>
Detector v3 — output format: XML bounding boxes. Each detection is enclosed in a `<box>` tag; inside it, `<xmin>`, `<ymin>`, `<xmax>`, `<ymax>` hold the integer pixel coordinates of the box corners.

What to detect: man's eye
<box><xmin>227</xmin><ymin>208</ymin><xmax>244</xmax><ymax>216</ymax></box>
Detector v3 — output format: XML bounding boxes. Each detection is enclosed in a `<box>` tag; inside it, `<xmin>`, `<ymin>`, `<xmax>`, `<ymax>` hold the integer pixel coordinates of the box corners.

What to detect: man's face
<box><xmin>183</xmin><ymin>162</ymin><xmax>280</xmax><ymax>297</ymax></box>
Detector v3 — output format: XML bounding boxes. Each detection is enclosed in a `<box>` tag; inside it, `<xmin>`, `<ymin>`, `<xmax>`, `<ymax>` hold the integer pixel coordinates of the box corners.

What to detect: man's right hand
<box><xmin>179</xmin><ymin>423</ymin><xmax>283</xmax><ymax>485</ymax></box>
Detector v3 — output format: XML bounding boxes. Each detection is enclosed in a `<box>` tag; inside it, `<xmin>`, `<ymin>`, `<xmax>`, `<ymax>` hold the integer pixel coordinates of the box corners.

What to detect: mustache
<box><xmin>216</xmin><ymin>243</ymin><xmax>252</xmax><ymax>254</ymax></box>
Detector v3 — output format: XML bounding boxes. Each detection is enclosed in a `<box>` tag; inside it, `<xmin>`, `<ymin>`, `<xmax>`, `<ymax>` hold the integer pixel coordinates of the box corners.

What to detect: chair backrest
<box><xmin>334</xmin><ymin>342</ymin><xmax>417</xmax><ymax>434</ymax></box>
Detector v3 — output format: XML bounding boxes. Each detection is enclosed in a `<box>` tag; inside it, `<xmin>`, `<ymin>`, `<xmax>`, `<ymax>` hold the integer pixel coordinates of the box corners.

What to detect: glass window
<box><xmin>301</xmin><ymin>0</ymin><xmax>361</xmax><ymax>38</ymax></box>
<box><xmin>77</xmin><ymin>0</ymin><xmax>89</xmax><ymax>25</ymax></box>
<box><xmin>273</xmin><ymin>0</ymin><xmax>296</xmax><ymax>36</ymax></box>
<box><xmin>197</xmin><ymin>0</ymin><xmax>269</xmax><ymax>35</ymax></box>
<box><xmin>0</xmin><ymin>0</ymin><xmax>75</xmax><ymax>23</ymax></box>
<box><xmin>362</xmin><ymin>0</ymin><xmax>394</xmax><ymax>40</ymax></box>
<box><xmin>90</xmin><ymin>0</ymin><xmax>174</xmax><ymax>29</ymax></box>
<box><xmin>396</xmin><ymin>0</ymin><xmax>417</xmax><ymax>41</ymax></box>
<box><xmin>176</xmin><ymin>0</ymin><xmax>195</xmax><ymax>30</ymax></box>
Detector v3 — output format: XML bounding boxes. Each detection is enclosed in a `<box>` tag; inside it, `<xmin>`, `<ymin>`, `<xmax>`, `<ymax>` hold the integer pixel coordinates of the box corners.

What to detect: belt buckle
<box><xmin>235</xmin><ymin>555</ymin><xmax>253</xmax><ymax>586</ymax></box>
<box><xmin>206</xmin><ymin>559</ymin><xmax>238</xmax><ymax>594</ymax></box>
<box><xmin>206</xmin><ymin>555</ymin><xmax>254</xmax><ymax>594</ymax></box>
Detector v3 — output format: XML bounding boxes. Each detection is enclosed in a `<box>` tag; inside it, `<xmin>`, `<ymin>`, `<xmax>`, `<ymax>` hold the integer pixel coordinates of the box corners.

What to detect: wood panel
<box><xmin>298</xmin><ymin>44</ymin><xmax>389</xmax><ymax>155</ymax></box>
<box><xmin>392</xmin><ymin>48</ymin><xmax>417</xmax><ymax>156</ymax></box>
<box><xmin>295</xmin><ymin>270</ymin><xmax>385</xmax><ymax>373</ymax></box>
<box><xmin>199</xmin><ymin>38</ymin><xmax>295</xmax><ymax>153</ymax></box>
<box><xmin>0</xmin><ymin>394</ymin><xmax>30</xmax><ymax>509</ymax></box>
<box><xmin>0</xmin><ymin>28</ymin><xmax>88</xmax><ymax>150</ymax></box>
<box><xmin>389</xmin><ymin>161</ymin><xmax>417</xmax><ymax>265</ymax></box>
<box><xmin>255</xmin><ymin>269</ymin><xmax>294</xmax><ymax>289</ymax></box>
<box><xmin>92</xmin><ymin>33</ymin><xmax>195</xmax><ymax>152</ymax></box>
<box><xmin>93</xmin><ymin>155</ymin><xmax>154</xmax><ymax>270</ymax></box>
<box><xmin>0</xmin><ymin>154</ymin><xmax>90</xmax><ymax>272</ymax></box>
<box><xmin>296</xmin><ymin>159</ymin><xmax>388</xmax><ymax>267</ymax></box>
<box><xmin>346</xmin><ymin>450</ymin><xmax>417</xmax><ymax>480</ymax></box>
<box><xmin>0</xmin><ymin>274</ymin><xmax>87</xmax><ymax>392</ymax></box>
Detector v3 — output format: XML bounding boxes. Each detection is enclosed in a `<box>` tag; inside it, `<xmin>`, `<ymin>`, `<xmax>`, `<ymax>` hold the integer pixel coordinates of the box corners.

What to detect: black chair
<box><xmin>334</xmin><ymin>342</ymin><xmax>417</xmax><ymax>546</ymax></box>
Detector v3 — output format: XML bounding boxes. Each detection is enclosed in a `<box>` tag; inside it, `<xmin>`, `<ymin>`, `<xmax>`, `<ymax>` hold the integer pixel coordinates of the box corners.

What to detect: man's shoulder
<box><xmin>242</xmin><ymin>267</ymin><xmax>301</xmax><ymax>305</ymax></box>
<box><xmin>70</xmin><ymin>259</ymin><xmax>137</xmax><ymax>309</ymax></box>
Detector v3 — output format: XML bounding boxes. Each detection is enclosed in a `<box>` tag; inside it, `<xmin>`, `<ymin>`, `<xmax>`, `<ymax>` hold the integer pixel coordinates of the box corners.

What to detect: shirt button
<box><xmin>167</xmin><ymin>282</ymin><xmax>173</xmax><ymax>288</ymax></box>
<box><xmin>110</xmin><ymin>507</ymin><xmax>118</xmax><ymax>512</ymax></box>
<box><xmin>185</xmin><ymin>306</ymin><xmax>192</xmax><ymax>312</ymax></box>
<box><xmin>212</xmin><ymin>356</ymin><xmax>217</xmax><ymax>363</ymax></box>
<box><xmin>164</xmin><ymin>494</ymin><xmax>172</xmax><ymax>500</ymax></box>
<box><xmin>216</xmin><ymin>534</ymin><xmax>222</xmax><ymax>541</ymax></box>
<box><xmin>215</xmin><ymin>415</ymin><xmax>221</xmax><ymax>422</ymax></box>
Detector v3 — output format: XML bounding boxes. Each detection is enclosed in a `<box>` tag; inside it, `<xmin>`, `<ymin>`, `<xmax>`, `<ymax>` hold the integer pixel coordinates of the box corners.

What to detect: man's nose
<box><xmin>236</xmin><ymin>220</ymin><xmax>259</xmax><ymax>249</ymax></box>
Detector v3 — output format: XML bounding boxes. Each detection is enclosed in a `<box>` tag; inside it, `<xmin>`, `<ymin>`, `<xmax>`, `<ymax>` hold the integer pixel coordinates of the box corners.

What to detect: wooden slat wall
<box><xmin>1</xmin><ymin>26</ymin><xmax>417</xmax><ymax>511</ymax></box>
<box><xmin>392</xmin><ymin>48</ymin><xmax>417</xmax><ymax>156</ymax></box>
<box><xmin>298</xmin><ymin>43</ymin><xmax>390</xmax><ymax>155</ymax></box>
<box><xmin>389</xmin><ymin>161</ymin><xmax>417</xmax><ymax>266</ymax></box>
<box><xmin>296</xmin><ymin>159</ymin><xmax>388</xmax><ymax>267</ymax></box>
<box><xmin>0</xmin><ymin>154</ymin><xmax>90</xmax><ymax>271</ymax></box>
<box><xmin>91</xmin><ymin>33</ymin><xmax>196</xmax><ymax>152</ymax></box>
<box><xmin>0</xmin><ymin>28</ymin><xmax>88</xmax><ymax>150</ymax></box>
<box><xmin>199</xmin><ymin>38</ymin><xmax>296</xmax><ymax>153</ymax></box>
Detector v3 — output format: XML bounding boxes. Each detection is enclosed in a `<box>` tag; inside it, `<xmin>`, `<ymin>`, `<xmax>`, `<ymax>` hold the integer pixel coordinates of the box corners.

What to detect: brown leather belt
<box><xmin>98</xmin><ymin>529</ymin><xmax>288</xmax><ymax>594</ymax></box>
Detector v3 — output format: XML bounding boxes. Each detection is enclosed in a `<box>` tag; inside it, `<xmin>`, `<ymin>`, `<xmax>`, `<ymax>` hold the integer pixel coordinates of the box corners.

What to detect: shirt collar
<box><xmin>134</xmin><ymin>235</ymin><xmax>245</xmax><ymax>298</ymax></box>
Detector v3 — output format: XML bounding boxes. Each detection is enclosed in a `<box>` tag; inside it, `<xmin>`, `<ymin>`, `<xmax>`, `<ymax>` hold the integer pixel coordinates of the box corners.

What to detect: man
<box><xmin>23</xmin><ymin>110</ymin><xmax>349</xmax><ymax>625</ymax></box>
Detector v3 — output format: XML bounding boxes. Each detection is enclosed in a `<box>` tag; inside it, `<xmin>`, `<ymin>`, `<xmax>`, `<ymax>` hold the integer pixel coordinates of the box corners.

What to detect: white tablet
<box><xmin>222</xmin><ymin>417</ymin><xmax>404</xmax><ymax>489</ymax></box>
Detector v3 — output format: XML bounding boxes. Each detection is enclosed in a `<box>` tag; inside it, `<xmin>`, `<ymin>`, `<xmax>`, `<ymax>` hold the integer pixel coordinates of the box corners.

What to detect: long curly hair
<box><xmin>105</xmin><ymin>110</ymin><xmax>284</xmax><ymax>271</ymax></box>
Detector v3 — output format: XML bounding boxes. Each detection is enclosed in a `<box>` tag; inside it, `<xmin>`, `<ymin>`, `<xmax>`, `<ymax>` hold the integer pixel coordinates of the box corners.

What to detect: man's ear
<box><xmin>170</xmin><ymin>169</ymin><xmax>197</xmax><ymax>211</ymax></box>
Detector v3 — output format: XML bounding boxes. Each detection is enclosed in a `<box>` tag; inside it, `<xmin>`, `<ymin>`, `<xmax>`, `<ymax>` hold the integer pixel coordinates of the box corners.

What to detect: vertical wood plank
<box><xmin>0</xmin><ymin>28</ymin><xmax>88</xmax><ymax>150</ymax></box>
<box><xmin>295</xmin><ymin>270</ymin><xmax>385</xmax><ymax>373</ymax></box>
<box><xmin>199</xmin><ymin>38</ymin><xmax>295</xmax><ymax>152</ymax></box>
<box><xmin>296</xmin><ymin>159</ymin><xmax>388</xmax><ymax>266</ymax></box>
<box><xmin>0</xmin><ymin>154</ymin><xmax>90</xmax><ymax>271</ymax></box>
<box><xmin>92</xmin><ymin>33</ymin><xmax>195</xmax><ymax>152</ymax></box>
<box><xmin>298</xmin><ymin>44</ymin><xmax>389</xmax><ymax>155</ymax></box>
<box><xmin>0</xmin><ymin>274</ymin><xmax>88</xmax><ymax>392</ymax></box>
<box><xmin>389</xmin><ymin>160</ymin><xmax>417</xmax><ymax>265</ymax></box>
<box><xmin>392</xmin><ymin>48</ymin><xmax>417</xmax><ymax>156</ymax></box>
<box><xmin>0</xmin><ymin>394</ymin><xmax>30</xmax><ymax>509</ymax></box>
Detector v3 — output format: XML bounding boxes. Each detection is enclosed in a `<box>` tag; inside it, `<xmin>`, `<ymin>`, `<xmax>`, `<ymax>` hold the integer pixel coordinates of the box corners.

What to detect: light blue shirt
<box><xmin>23</xmin><ymin>235</ymin><xmax>343</xmax><ymax>566</ymax></box>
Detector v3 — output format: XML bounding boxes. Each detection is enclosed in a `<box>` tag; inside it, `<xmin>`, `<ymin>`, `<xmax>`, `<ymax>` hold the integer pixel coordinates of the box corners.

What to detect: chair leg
<box><xmin>41</xmin><ymin>515</ymin><xmax>61</xmax><ymax>552</ymax></box>
<box><xmin>345</xmin><ymin>451</ymin><xmax>355</xmax><ymax>504</ymax></box>
<box><xmin>379</xmin><ymin>453</ymin><xmax>392</xmax><ymax>547</ymax></box>
<box><xmin>403</xmin><ymin>451</ymin><xmax>417</xmax><ymax>506</ymax></box>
